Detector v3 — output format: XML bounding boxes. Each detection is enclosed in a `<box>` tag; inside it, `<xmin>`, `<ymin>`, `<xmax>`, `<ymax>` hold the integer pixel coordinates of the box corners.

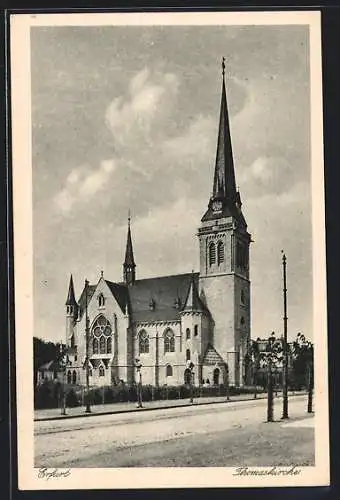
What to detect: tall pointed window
<box><xmin>91</xmin><ymin>315</ymin><xmax>112</xmax><ymax>355</ymax></box>
<box><xmin>99</xmin><ymin>365</ymin><xmax>105</xmax><ymax>377</ymax></box>
<box><xmin>164</xmin><ymin>329</ymin><xmax>175</xmax><ymax>353</ymax></box>
<box><xmin>99</xmin><ymin>336</ymin><xmax>106</xmax><ymax>354</ymax></box>
<box><xmin>98</xmin><ymin>294</ymin><xmax>105</xmax><ymax>307</ymax></box>
<box><xmin>186</xmin><ymin>328</ymin><xmax>191</xmax><ymax>340</ymax></box>
<box><xmin>209</xmin><ymin>242</ymin><xmax>216</xmax><ymax>266</ymax></box>
<box><xmin>92</xmin><ymin>338</ymin><xmax>99</xmax><ymax>354</ymax></box>
<box><xmin>186</xmin><ymin>349</ymin><xmax>191</xmax><ymax>361</ymax></box>
<box><xmin>217</xmin><ymin>241</ymin><xmax>224</xmax><ymax>265</ymax></box>
<box><xmin>139</xmin><ymin>330</ymin><xmax>149</xmax><ymax>354</ymax></box>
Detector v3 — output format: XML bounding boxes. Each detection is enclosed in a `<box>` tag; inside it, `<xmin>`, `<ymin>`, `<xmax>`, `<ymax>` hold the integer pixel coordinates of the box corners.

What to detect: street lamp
<box><xmin>135</xmin><ymin>358</ymin><xmax>143</xmax><ymax>408</ymax></box>
<box><xmin>60</xmin><ymin>342</ymin><xmax>67</xmax><ymax>415</ymax></box>
<box><xmin>84</xmin><ymin>278</ymin><xmax>91</xmax><ymax>413</ymax></box>
<box><xmin>281</xmin><ymin>251</ymin><xmax>289</xmax><ymax>419</ymax></box>
<box><xmin>186</xmin><ymin>360</ymin><xmax>194</xmax><ymax>404</ymax></box>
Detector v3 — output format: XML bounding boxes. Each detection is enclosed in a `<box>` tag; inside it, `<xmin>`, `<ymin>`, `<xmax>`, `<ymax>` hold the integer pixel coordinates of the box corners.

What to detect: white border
<box><xmin>10</xmin><ymin>10</ymin><xmax>329</xmax><ymax>490</ymax></box>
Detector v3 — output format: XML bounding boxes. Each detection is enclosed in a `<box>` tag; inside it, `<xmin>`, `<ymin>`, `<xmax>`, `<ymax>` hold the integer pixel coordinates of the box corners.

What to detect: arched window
<box><xmin>91</xmin><ymin>315</ymin><xmax>112</xmax><ymax>355</ymax></box>
<box><xmin>72</xmin><ymin>370</ymin><xmax>77</xmax><ymax>384</ymax></box>
<box><xmin>99</xmin><ymin>336</ymin><xmax>106</xmax><ymax>354</ymax></box>
<box><xmin>240</xmin><ymin>316</ymin><xmax>245</xmax><ymax>327</ymax></box>
<box><xmin>70</xmin><ymin>335</ymin><xmax>75</xmax><ymax>348</ymax></box>
<box><xmin>92</xmin><ymin>338</ymin><xmax>99</xmax><ymax>354</ymax></box>
<box><xmin>217</xmin><ymin>241</ymin><xmax>224</xmax><ymax>265</ymax></box>
<box><xmin>194</xmin><ymin>325</ymin><xmax>198</xmax><ymax>336</ymax></box>
<box><xmin>186</xmin><ymin>328</ymin><xmax>191</xmax><ymax>340</ymax></box>
<box><xmin>139</xmin><ymin>330</ymin><xmax>149</xmax><ymax>354</ymax></box>
<box><xmin>164</xmin><ymin>329</ymin><xmax>175</xmax><ymax>353</ymax></box>
<box><xmin>98</xmin><ymin>294</ymin><xmax>105</xmax><ymax>307</ymax></box>
<box><xmin>209</xmin><ymin>242</ymin><xmax>216</xmax><ymax>266</ymax></box>
<box><xmin>166</xmin><ymin>365</ymin><xmax>173</xmax><ymax>377</ymax></box>
<box><xmin>67</xmin><ymin>370</ymin><xmax>71</xmax><ymax>384</ymax></box>
<box><xmin>186</xmin><ymin>349</ymin><xmax>191</xmax><ymax>361</ymax></box>
<box><xmin>99</xmin><ymin>365</ymin><xmax>105</xmax><ymax>377</ymax></box>
<box><xmin>241</xmin><ymin>289</ymin><xmax>245</xmax><ymax>304</ymax></box>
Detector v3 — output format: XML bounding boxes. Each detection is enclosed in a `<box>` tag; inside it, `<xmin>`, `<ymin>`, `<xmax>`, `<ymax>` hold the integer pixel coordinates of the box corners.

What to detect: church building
<box><xmin>65</xmin><ymin>61</ymin><xmax>252</xmax><ymax>388</ymax></box>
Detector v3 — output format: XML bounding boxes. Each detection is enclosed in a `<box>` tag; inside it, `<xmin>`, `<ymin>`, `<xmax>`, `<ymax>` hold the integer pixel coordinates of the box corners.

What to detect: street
<box><xmin>35</xmin><ymin>395</ymin><xmax>314</xmax><ymax>467</ymax></box>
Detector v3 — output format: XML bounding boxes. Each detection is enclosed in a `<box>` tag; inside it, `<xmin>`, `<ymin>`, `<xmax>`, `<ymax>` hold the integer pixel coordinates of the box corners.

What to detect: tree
<box><xmin>245</xmin><ymin>339</ymin><xmax>261</xmax><ymax>397</ymax></box>
<box><xmin>33</xmin><ymin>337</ymin><xmax>64</xmax><ymax>385</ymax></box>
<box><xmin>258</xmin><ymin>332</ymin><xmax>283</xmax><ymax>422</ymax></box>
<box><xmin>291</xmin><ymin>332</ymin><xmax>314</xmax><ymax>411</ymax></box>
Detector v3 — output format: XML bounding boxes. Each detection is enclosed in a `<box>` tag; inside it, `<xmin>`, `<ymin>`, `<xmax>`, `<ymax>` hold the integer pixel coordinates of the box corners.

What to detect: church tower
<box><xmin>123</xmin><ymin>215</ymin><xmax>136</xmax><ymax>285</ymax></box>
<box><xmin>198</xmin><ymin>59</ymin><xmax>251</xmax><ymax>386</ymax></box>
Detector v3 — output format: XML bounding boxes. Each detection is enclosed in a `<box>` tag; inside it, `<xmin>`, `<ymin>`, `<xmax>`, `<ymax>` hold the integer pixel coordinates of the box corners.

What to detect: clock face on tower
<box><xmin>212</xmin><ymin>200</ymin><xmax>223</xmax><ymax>212</ymax></box>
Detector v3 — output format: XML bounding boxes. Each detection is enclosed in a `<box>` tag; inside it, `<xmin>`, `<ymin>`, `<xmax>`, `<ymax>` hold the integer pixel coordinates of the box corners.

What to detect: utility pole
<box><xmin>84</xmin><ymin>278</ymin><xmax>91</xmax><ymax>413</ymax></box>
<box><xmin>281</xmin><ymin>251</ymin><xmax>289</xmax><ymax>419</ymax></box>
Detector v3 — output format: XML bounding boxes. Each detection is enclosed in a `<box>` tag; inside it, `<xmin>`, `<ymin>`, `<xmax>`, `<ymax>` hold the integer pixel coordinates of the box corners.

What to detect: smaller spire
<box><xmin>183</xmin><ymin>273</ymin><xmax>204</xmax><ymax>312</ymax></box>
<box><xmin>65</xmin><ymin>274</ymin><xmax>77</xmax><ymax>306</ymax></box>
<box><xmin>100</xmin><ymin>270</ymin><xmax>104</xmax><ymax>278</ymax></box>
<box><xmin>123</xmin><ymin>213</ymin><xmax>136</xmax><ymax>285</ymax></box>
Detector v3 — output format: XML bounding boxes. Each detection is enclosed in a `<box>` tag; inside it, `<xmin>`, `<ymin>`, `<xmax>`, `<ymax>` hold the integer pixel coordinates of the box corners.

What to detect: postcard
<box><xmin>10</xmin><ymin>10</ymin><xmax>329</xmax><ymax>489</ymax></box>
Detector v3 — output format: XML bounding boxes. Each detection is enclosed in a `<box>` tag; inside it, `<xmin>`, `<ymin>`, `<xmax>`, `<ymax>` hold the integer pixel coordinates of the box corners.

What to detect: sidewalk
<box><xmin>34</xmin><ymin>391</ymin><xmax>305</xmax><ymax>422</ymax></box>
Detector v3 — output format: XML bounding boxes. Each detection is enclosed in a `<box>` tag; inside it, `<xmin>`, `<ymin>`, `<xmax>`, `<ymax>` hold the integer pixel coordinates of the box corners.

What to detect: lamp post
<box><xmin>60</xmin><ymin>342</ymin><xmax>66</xmax><ymax>415</ymax></box>
<box><xmin>186</xmin><ymin>360</ymin><xmax>194</xmax><ymax>404</ymax></box>
<box><xmin>84</xmin><ymin>278</ymin><xmax>91</xmax><ymax>413</ymax></box>
<box><xmin>135</xmin><ymin>358</ymin><xmax>143</xmax><ymax>408</ymax></box>
<box><xmin>281</xmin><ymin>251</ymin><xmax>289</xmax><ymax>419</ymax></box>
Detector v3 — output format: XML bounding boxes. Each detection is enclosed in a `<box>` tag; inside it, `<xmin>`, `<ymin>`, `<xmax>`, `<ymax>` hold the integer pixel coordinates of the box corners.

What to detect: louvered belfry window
<box><xmin>209</xmin><ymin>242</ymin><xmax>216</xmax><ymax>266</ymax></box>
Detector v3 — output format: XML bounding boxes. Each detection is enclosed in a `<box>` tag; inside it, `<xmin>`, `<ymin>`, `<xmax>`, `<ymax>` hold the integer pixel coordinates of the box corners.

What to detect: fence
<box><xmin>34</xmin><ymin>381</ymin><xmax>265</xmax><ymax>409</ymax></box>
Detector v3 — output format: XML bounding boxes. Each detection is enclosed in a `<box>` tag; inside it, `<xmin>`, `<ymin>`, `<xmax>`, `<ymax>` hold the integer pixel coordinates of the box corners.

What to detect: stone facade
<box><xmin>64</xmin><ymin>66</ymin><xmax>252</xmax><ymax>389</ymax></box>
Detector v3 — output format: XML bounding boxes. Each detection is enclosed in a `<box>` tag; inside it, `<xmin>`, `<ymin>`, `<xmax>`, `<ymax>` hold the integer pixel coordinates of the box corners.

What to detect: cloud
<box><xmin>54</xmin><ymin>159</ymin><xmax>117</xmax><ymax>214</ymax></box>
<box><xmin>105</xmin><ymin>67</ymin><xmax>180</xmax><ymax>149</ymax></box>
<box><xmin>163</xmin><ymin>115</ymin><xmax>215</xmax><ymax>161</ymax></box>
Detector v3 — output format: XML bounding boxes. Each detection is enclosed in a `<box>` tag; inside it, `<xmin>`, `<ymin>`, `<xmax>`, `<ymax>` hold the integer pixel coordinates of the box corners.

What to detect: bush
<box><xmin>65</xmin><ymin>388</ymin><xmax>80</xmax><ymax>407</ymax></box>
<box><xmin>34</xmin><ymin>380</ymin><xmax>59</xmax><ymax>409</ymax></box>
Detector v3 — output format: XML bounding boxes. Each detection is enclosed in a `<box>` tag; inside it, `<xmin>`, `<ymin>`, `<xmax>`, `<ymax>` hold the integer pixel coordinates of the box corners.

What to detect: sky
<box><xmin>31</xmin><ymin>24</ymin><xmax>312</xmax><ymax>344</ymax></box>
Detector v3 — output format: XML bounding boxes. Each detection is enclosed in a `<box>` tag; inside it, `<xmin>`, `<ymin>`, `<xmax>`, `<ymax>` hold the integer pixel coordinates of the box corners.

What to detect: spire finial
<box><xmin>100</xmin><ymin>270</ymin><xmax>104</xmax><ymax>278</ymax></box>
<box><xmin>222</xmin><ymin>56</ymin><xmax>226</xmax><ymax>78</ymax></box>
<box><xmin>128</xmin><ymin>209</ymin><xmax>131</xmax><ymax>227</ymax></box>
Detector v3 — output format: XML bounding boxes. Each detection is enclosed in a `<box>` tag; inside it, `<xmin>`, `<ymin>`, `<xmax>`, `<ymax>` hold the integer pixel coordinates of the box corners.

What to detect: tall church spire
<box><xmin>65</xmin><ymin>274</ymin><xmax>76</xmax><ymax>306</ymax></box>
<box><xmin>123</xmin><ymin>213</ymin><xmax>136</xmax><ymax>285</ymax></box>
<box><xmin>212</xmin><ymin>57</ymin><xmax>237</xmax><ymax>203</ymax></box>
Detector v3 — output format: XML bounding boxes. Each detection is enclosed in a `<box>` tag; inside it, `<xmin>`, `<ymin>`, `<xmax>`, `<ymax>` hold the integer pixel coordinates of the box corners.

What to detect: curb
<box><xmin>35</xmin><ymin>393</ymin><xmax>278</xmax><ymax>422</ymax></box>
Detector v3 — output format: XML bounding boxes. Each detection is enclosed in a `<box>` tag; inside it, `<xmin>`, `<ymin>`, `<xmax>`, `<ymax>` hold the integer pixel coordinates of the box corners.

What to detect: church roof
<box><xmin>105</xmin><ymin>280</ymin><xmax>129</xmax><ymax>313</ymax></box>
<box><xmin>128</xmin><ymin>272</ymin><xmax>202</xmax><ymax>323</ymax></box>
<box><xmin>77</xmin><ymin>284</ymin><xmax>96</xmax><ymax>319</ymax></box>
<box><xmin>202</xmin><ymin>343</ymin><xmax>226</xmax><ymax>366</ymax></box>
<box><xmin>76</xmin><ymin>272</ymin><xmax>207</xmax><ymax>323</ymax></box>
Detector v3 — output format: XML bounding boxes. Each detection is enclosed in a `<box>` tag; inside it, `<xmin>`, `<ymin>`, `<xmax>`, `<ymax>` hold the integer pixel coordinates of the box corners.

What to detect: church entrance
<box><xmin>213</xmin><ymin>367</ymin><xmax>220</xmax><ymax>385</ymax></box>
